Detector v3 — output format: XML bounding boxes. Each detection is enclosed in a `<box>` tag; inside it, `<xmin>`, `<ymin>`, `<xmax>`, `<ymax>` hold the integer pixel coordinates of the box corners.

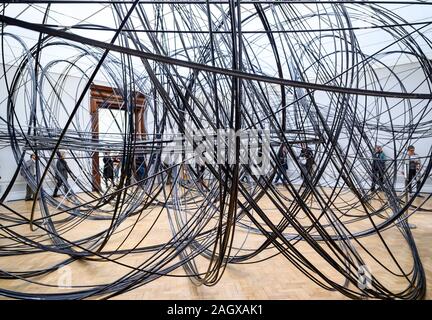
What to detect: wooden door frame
<box><xmin>90</xmin><ymin>84</ymin><xmax>146</xmax><ymax>191</ymax></box>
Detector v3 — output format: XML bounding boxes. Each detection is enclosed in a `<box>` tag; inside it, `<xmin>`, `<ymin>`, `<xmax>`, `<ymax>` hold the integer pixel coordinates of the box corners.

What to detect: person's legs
<box><xmin>62</xmin><ymin>180</ymin><xmax>69</xmax><ymax>195</ymax></box>
<box><xmin>407</xmin><ymin>169</ymin><xmax>416</xmax><ymax>194</ymax></box>
<box><xmin>378</xmin><ymin>170</ymin><xmax>384</xmax><ymax>190</ymax></box>
<box><xmin>25</xmin><ymin>184</ymin><xmax>33</xmax><ymax>200</ymax></box>
<box><xmin>274</xmin><ymin>168</ymin><xmax>282</xmax><ymax>183</ymax></box>
<box><xmin>275</xmin><ymin>163</ymin><xmax>286</xmax><ymax>184</ymax></box>
<box><xmin>53</xmin><ymin>178</ymin><xmax>61</xmax><ymax>197</ymax></box>
<box><xmin>415</xmin><ymin>174</ymin><xmax>424</xmax><ymax>196</ymax></box>
<box><xmin>200</xmin><ymin>166</ymin><xmax>206</xmax><ymax>185</ymax></box>
<box><xmin>300</xmin><ymin>164</ymin><xmax>307</xmax><ymax>182</ymax></box>
<box><xmin>283</xmin><ymin>163</ymin><xmax>288</xmax><ymax>181</ymax></box>
<box><xmin>167</xmin><ymin>168</ymin><xmax>172</xmax><ymax>184</ymax></box>
<box><xmin>371</xmin><ymin>170</ymin><xmax>377</xmax><ymax>192</ymax></box>
<box><xmin>306</xmin><ymin>163</ymin><xmax>313</xmax><ymax>180</ymax></box>
<box><xmin>201</xmin><ymin>168</ymin><xmax>207</xmax><ymax>187</ymax></box>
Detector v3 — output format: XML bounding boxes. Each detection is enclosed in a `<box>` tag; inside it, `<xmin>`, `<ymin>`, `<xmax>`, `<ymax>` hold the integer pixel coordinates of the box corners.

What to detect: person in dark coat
<box><xmin>53</xmin><ymin>151</ymin><xmax>70</xmax><ymax>197</ymax></box>
<box><xmin>274</xmin><ymin>144</ymin><xmax>288</xmax><ymax>184</ymax></box>
<box><xmin>103</xmin><ymin>152</ymin><xmax>114</xmax><ymax>188</ymax></box>
<box><xmin>299</xmin><ymin>144</ymin><xmax>314</xmax><ymax>181</ymax></box>
<box><xmin>370</xmin><ymin>145</ymin><xmax>386</xmax><ymax>192</ymax></box>
<box><xmin>135</xmin><ymin>155</ymin><xmax>146</xmax><ymax>183</ymax></box>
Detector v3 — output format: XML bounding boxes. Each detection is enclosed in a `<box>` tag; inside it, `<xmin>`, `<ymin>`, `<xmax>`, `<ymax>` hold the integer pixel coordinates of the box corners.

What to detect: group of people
<box><xmin>103</xmin><ymin>153</ymin><xmax>122</xmax><ymax>188</ymax></box>
<box><xmin>20</xmin><ymin>143</ymin><xmax>425</xmax><ymax>201</ymax></box>
<box><xmin>103</xmin><ymin>153</ymin><xmax>150</xmax><ymax>188</ymax></box>
<box><xmin>22</xmin><ymin>151</ymin><xmax>151</xmax><ymax>199</ymax></box>
<box><xmin>274</xmin><ymin>143</ymin><xmax>425</xmax><ymax>198</ymax></box>
<box><xmin>274</xmin><ymin>144</ymin><xmax>315</xmax><ymax>185</ymax></box>
<box><xmin>22</xmin><ymin>151</ymin><xmax>70</xmax><ymax>201</ymax></box>
<box><xmin>371</xmin><ymin>144</ymin><xmax>423</xmax><ymax>197</ymax></box>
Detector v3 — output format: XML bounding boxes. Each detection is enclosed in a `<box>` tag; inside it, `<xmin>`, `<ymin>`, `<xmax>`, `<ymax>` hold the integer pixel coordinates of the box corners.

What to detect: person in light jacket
<box><xmin>22</xmin><ymin>153</ymin><xmax>37</xmax><ymax>201</ymax></box>
<box><xmin>404</xmin><ymin>145</ymin><xmax>422</xmax><ymax>197</ymax></box>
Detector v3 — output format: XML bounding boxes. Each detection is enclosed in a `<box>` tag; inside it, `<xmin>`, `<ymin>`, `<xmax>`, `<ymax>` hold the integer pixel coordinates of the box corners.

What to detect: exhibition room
<box><xmin>0</xmin><ymin>0</ymin><xmax>431</xmax><ymax>301</ymax></box>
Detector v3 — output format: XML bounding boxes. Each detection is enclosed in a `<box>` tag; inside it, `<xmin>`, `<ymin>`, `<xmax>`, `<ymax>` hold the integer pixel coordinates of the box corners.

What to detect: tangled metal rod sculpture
<box><xmin>0</xmin><ymin>0</ymin><xmax>432</xmax><ymax>299</ymax></box>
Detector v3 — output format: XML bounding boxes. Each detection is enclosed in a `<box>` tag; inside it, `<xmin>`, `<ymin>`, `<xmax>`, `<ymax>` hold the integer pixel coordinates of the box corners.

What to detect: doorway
<box><xmin>90</xmin><ymin>84</ymin><xmax>145</xmax><ymax>191</ymax></box>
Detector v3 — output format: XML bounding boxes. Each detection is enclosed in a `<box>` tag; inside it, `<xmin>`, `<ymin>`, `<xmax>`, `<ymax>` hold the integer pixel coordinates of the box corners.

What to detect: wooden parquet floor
<box><xmin>0</xmin><ymin>189</ymin><xmax>431</xmax><ymax>300</ymax></box>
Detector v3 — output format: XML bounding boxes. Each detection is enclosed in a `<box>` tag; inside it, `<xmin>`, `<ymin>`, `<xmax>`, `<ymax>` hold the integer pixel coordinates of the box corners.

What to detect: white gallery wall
<box><xmin>1</xmin><ymin>59</ymin><xmax>432</xmax><ymax>200</ymax></box>
<box><xmin>0</xmin><ymin>64</ymin><xmax>95</xmax><ymax>200</ymax></box>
